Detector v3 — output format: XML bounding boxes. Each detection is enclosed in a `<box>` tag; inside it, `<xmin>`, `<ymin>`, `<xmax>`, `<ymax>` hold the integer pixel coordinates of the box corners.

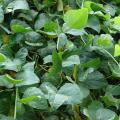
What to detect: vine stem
<box><xmin>102</xmin><ymin>48</ymin><xmax>120</xmax><ymax>68</ymax></box>
<box><xmin>91</xmin><ymin>46</ymin><xmax>120</xmax><ymax>68</ymax></box>
<box><xmin>76</xmin><ymin>0</ymin><xmax>84</xmax><ymax>8</ymax></box>
<box><xmin>81</xmin><ymin>0</ymin><xmax>84</xmax><ymax>8</ymax></box>
<box><xmin>72</xmin><ymin>65</ymin><xmax>82</xmax><ymax>120</ymax></box>
<box><xmin>14</xmin><ymin>88</ymin><xmax>18</xmax><ymax>120</ymax></box>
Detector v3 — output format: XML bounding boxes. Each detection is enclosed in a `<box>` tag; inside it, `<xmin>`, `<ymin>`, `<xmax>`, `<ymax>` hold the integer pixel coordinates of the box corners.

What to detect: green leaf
<box><xmin>0</xmin><ymin>53</ymin><xmax>7</xmax><ymax>62</ymax></box>
<box><xmin>16</xmin><ymin>62</ymin><xmax>40</xmax><ymax>86</ymax></box>
<box><xmin>114</xmin><ymin>44</ymin><xmax>120</xmax><ymax>57</ymax></box>
<box><xmin>78</xmin><ymin>68</ymin><xmax>94</xmax><ymax>82</ymax></box>
<box><xmin>0</xmin><ymin>7</ymin><xmax>4</xmax><ymax>23</ymax></box>
<box><xmin>43</xmin><ymin>55</ymin><xmax>52</xmax><ymax>64</ymax></box>
<box><xmin>83</xmin><ymin>71</ymin><xmax>108</xmax><ymax>89</ymax></box>
<box><xmin>91</xmin><ymin>2</ymin><xmax>105</xmax><ymax>12</ymax></box>
<box><xmin>40</xmin><ymin>82</ymin><xmax>57</xmax><ymax>94</ymax></box>
<box><xmin>6</xmin><ymin>0</ymin><xmax>29</xmax><ymax>13</ymax></box>
<box><xmin>34</xmin><ymin>13</ymin><xmax>49</xmax><ymax>30</ymax></box>
<box><xmin>11</xmin><ymin>19</ymin><xmax>32</xmax><ymax>33</ymax></box>
<box><xmin>52</xmin><ymin>83</ymin><xmax>89</xmax><ymax>108</ymax></box>
<box><xmin>57</xmin><ymin>0</ymin><xmax>63</xmax><ymax>11</ymax></box>
<box><xmin>0</xmin><ymin>75</ymin><xmax>13</xmax><ymax>88</ymax></box>
<box><xmin>105</xmin><ymin>4</ymin><xmax>116</xmax><ymax>16</ymax></box>
<box><xmin>84</xmin><ymin>101</ymin><xmax>103</xmax><ymax>120</ymax></box>
<box><xmin>57</xmin><ymin>33</ymin><xmax>68</xmax><ymax>50</ymax></box>
<box><xmin>21</xmin><ymin>87</ymin><xmax>48</xmax><ymax>109</ymax></box>
<box><xmin>25</xmin><ymin>31</ymin><xmax>41</xmax><ymax>43</ymax></box>
<box><xmin>108</xmin><ymin>62</ymin><xmax>120</xmax><ymax>78</ymax></box>
<box><xmin>44</xmin><ymin>21</ymin><xmax>58</xmax><ymax>32</ymax></box>
<box><xmin>37</xmin><ymin>41</ymin><xmax>56</xmax><ymax>57</ymax></box>
<box><xmin>0</xmin><ymin>115</ymin><xmax>14</xmax><ymax>120</ymax></box>
<box><xmin>48</xmin><ymin>51</ymin><xmax>62</xmax><ymax>76</ymax></box>
<box><xmin>1</xmin><ymin>58</ymin><xmax>22</xmax><ymax>72</ymax></box>
<box><xmin>83</xmin><ymin>1</ymin><xmax>92</xmax><ymax>11</ymax></box>
<box><xmin>114</xmin><ymin>16</ymin><xmax>120</xmax><ymax>25</ymax></box>
<box><xmin>101</xmin><ymin>95</ymin><xmax>118</xmax><ymax>108</ymax></box>
<box><xmin>93</xmin><ymin>34</ymin><xmax>114</xmax><ymax>50</ymax></box>
<box><xmin>33</xmin><ymin>0</ymin><xmax>43</xmax><ymax>11</ymax></box>
<box><xmin>106</xmin><ymin>85</ymin><xmax>120</xmax><ymax>96</ymax></box>
<box><xmin>3</xmin><ymin>74</ymin><xmax>23</xmax><ymax>85</ymax></box>
<box><xmin>15</xmin><ymin>47</ymin><xmax>28</xmax><ymax>62</ymax></box>
<box><xmin>45</xmin><ymin>115</ymin><xmax>59</xmax><ymax>120</ymax></box>
<box><xmin>96</xmin><ymin>108</ymin><xmax>116</xmax><ymax>120</ymax></box>
<box><xmin>52</xmin><ymin>93</ymin><xmax>69</xmax><ymax>109</ymax></box>
<box><xmin>87</xmin><ymin>15</ymin><xmax>100</xmax><ymax>33</ymax></box>
<box><xmin>40</xmin><ymin>82</ymin><xmax>57</xmax><ymax>107</ymax></box>
<box><xmin>63</xmin><ymin>23</ymin><xmax>87</xmax><ymax>36</ymax></box>
<box><xmin>82</xmin><ymin>58</ymin><xmax>101</xmax><ymax>69</ymax></box>
<box><xmin>62</xmin><ymin>55</ymin><xmax>80</xmax><ymax>67</ymax></box>
<box><xmin>20</xmin><ymin>96</ymin><xmax>40</xmax><ymax>104</ymax></box>
<box><xmin>0</xmin><ymin>74</ymin><xmax>22</xmax><ymax>88</ymax></box>
<box><xmin>64</xmin><ymin>8</ymin><xmax>88</xmax><ymax>29</ymax></box>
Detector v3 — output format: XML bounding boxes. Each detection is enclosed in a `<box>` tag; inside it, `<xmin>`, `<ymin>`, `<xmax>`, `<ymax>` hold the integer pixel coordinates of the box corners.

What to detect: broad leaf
<box><xmin>0</xmin><ymin>53</ymin><xmax>7</xmax><ymax>62</ymax></box>
<box><xmin>11</xmin><ymin>19</ymin><xmax>32</xmax><ymax>33</ymax></box>
<box><xmin>16</xmin><ymin>62</ymin><xmax>40</xmax><ymax>86</ymax></box>
<box><xmin>84</xmin><ymin>101</ymin><xmax>103</xmax><ymax>120</ymax></box>
<box><xmin>52</xmin><ymin>83</ymin><xmax>89</xmax><ymax>108</ymax></box>
<box><xmin>0</xmin><ymin>115</ymin><xmax>14</xmax><ymax>120</ymax></box>
<box><xmin>64</xmin><ymin>8</ymin><xmax>88</xmax><ymax>29</ymax></box>
<box><xmin>6</xmin><ymin>0</ymin><xmax>29</xmax><ymax>13</ymax></box>
<box><xmin>62</xmin><ymin>55</ymin><xmax>80</xmax><ymax>67</ymax></box>
<box><xmin>114</xmin><ymin>16</ymin><xmax>120</xmax><ymax>25</ymax></box>
<box><xmin>114</xmin><ymin>44</ymin><xmax>120</xmax><ymax>57</ymax></box>
<box><xmin>57</xmin><ymin>33</ymin><xmax>68</xmax><ymax>50</ymax></box>
<box><xmin>48</xmin><ymin>51</ymin><xmax>62</xmax><ymax>76</ymax></box>
<box><xmin>83</xmin><ymin>71</ymin><xmax>108</xmax><ymax>89</ymax></box>
<box><xmin>34</xmin><ymin>13</ymin><xmax>49</xmax><ymax>30</ymax></box>
<box><xmin>0</xmin><ymin>7</ymin><xmax>4</xmax><ymax>23</ymax></box>
<box><xmin>21</xmin><ymin>87</ymin><xmax>48</xmax><ymax>109</ymax></box>
<box><xmin>96</xmin><ymin>108</ymin><xmax>116</xmax><ymax>120</ymax></box>
<box><xmin>87</xmin><ymin>15</ymin><xmax>100</xmax><ymax>33</ymax></box>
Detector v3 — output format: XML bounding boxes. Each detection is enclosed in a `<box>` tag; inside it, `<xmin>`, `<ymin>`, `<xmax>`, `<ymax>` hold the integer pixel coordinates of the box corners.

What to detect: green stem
<box><xmin>14</xmin><ymin>88</ymin><xmax>18</xmax><ymax>119</ymax></box>
<box><xmin>81</xmin><ymin>0</ymin><xmax>84</xmax><ymax>8</ymax></box>
<box><xmin>92</xmin><ymin>46</ymin><xmax>120</xmax><ymax>68</ymax></box>
<box><xmin>102</xmin><ymin>48</ymin><xmax>120</xmax><ymax>68</ymax></box>
<box><xmin>73</xmin><ymin>65</ymin><xmax>79</xmax><ymax>83</ymax></box>
<box><xmin>72</xmin><ymin>105</ymin><xmax>82</xmax><ymax>120</ymax></box>
<box><xmin>72</xmin><ymin>65</ymin><xmax>82</xmax><ymax>120</ymax></box>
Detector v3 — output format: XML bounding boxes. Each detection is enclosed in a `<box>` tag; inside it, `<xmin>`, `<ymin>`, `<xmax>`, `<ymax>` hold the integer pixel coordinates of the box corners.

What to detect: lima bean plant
<box><xmin>0</xmin><ymin>0</ymin><xmax>120</xmax><ymax>120</ymax></box>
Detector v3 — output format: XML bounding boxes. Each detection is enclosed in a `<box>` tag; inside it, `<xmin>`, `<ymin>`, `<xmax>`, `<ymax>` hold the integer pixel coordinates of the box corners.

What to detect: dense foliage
<box><xmin>0</xmin><ymin>0</ymin><xmax>120</xmax><ymax>119</ymax></box>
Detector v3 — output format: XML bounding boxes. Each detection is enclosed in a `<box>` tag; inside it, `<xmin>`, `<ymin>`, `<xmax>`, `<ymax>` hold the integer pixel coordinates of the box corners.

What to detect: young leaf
<box><xmin>64</xmin><ymin>8</ymin><xmax>88</xmax><ymax>29</ymax></box>
<box><xmin>114</xmin><ymin>16</ymin><xmax>120</xmax><ymax>25</ymax></box>
<box><xmin>0</xmin><ymin>53</ymin><xmax>7</xmax><ymax>62</ymax></box>
<box><xmin>11</xmin><ymin>20</ymin><xmax>32</xmax><ymax>33</ymax></box>
<box><xmin>114</xmin><ymin>44</ymin><xmax>120</xmax><ymax>57</ymax></box>
<box><xmin>48</xmin><ymin>51</ymin><xmax>62</xmax><ymax>76</ymax></box>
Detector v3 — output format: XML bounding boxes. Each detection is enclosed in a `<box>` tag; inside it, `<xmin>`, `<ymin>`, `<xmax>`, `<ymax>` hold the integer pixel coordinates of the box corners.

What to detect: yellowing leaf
<box><xmin>2</xmin><ymin>34</ymin><xmax>10</xmax><ymax>44</ymax></box>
